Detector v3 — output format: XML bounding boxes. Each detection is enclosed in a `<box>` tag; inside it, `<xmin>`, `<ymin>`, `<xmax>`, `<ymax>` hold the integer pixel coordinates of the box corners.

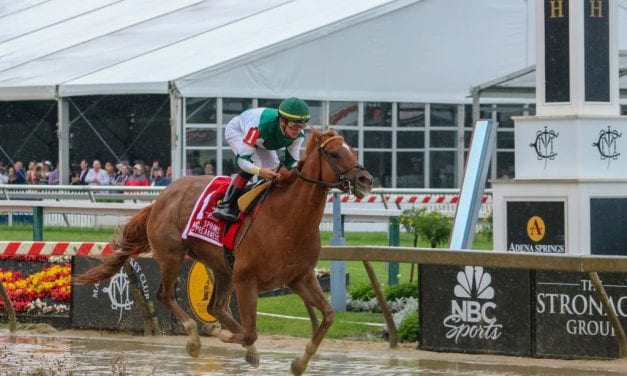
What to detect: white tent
<box><xmin>1</xmin><ymin>0</ymin><xmax>538</xmax><ymax>102</ymax></box>
<box><xmin>2</xmin><ymin>0</ymin><xmax>626</xmax><ymax>101</ymax></box>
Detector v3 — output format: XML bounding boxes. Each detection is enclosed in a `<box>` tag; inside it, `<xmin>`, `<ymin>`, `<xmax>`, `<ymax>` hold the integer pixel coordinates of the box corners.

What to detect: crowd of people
<box><xmin>0</xmin><ymin>159</ymin><xmax>180</xmax><ymax>187</ymax></box>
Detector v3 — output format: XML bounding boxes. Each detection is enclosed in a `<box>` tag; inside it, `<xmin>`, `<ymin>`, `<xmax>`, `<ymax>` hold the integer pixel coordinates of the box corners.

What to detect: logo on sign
<box><xmin>529</xmin><ymin>126</ymin><xmax>559</xmax><ymax>167</ymax></box>
<box><xmin>509</xmin><ymin>214</ymin><xmax>565</xmax><ymax>253</ymax></box>
<box><xmin>187</xmin><ymin>261</ymin><xmax>217</xmax><ymax>323</ymax></box>
<box><xmin>527</xmin><ymin>216</ymin><xmax>545</xmax><ymax>242</ymax></box>
<box><xmin>592</xmin><ymin>126</ymin><xmax>621</xmax><ymax>166</ymax></box>
<box><xmin>91</xmin><ymin>259</ymin><xmax>149</xmax><ymax>324</ymax></box>
<box><xmin>443</xmin><ymin>266</ymin><xmax>502</xmax><ymax>343</ymax></box>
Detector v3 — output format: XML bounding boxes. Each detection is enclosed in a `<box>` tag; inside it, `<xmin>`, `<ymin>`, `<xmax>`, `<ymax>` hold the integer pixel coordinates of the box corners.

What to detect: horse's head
<box><xmin>296</xmin><ymin>129</ymin><xmax>373</xmax><ymax>198</ymax></box>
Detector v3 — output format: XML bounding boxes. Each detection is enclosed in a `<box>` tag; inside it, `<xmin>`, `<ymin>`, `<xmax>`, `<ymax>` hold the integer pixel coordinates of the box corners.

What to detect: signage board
<box><xmin>72</xmin><ymin>257</ymin><xmax>172</xmax><ymax>332</ymax></box>
<box><xmin>419</xmin><ymin>264</ymin><xmax>531</xmax><ymax>355</ymax></box>
<box><xmin>506</xmin><ymin>201</ymin><xmax>565</xmax><ymax>253</ymax></box>
<box><xmin>534</xmin><ymin>270</ymin><xmax>627</xmax><ymax>358</ymax></box>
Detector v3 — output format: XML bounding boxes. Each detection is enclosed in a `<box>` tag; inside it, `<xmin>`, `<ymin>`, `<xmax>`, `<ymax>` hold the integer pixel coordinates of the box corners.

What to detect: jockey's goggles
<box><xmin>285</xmin><ymin>120</ymin><xmax>308</xmax><ymax>130</ymax></box>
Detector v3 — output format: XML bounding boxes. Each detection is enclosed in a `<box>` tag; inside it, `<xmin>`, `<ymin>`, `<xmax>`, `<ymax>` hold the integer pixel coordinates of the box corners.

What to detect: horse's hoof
<box><xmin>201</xmin><ymin>322</ymin><xmax>221</xmax><ymax>337</ymax></box>
<box><xmin>186</xmin><ymin>341</ymin><xmax>201</xmax><ymax>358</ymax></box>
<box><xmin>291</xmin><ymin>358</ymin><xmax>306</xmax><ymax>376</ymax></box>
<box><xmin>245</xmin><ymin>346</ymin><xmax>259</xmax><ymax>367</ymax></box>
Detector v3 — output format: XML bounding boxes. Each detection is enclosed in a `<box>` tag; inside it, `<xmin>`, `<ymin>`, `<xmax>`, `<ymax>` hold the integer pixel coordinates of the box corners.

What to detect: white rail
<box><xmin>0</xmin><ymin>185</ymin><xmax>492</xmax><ymax>229</ymax></box>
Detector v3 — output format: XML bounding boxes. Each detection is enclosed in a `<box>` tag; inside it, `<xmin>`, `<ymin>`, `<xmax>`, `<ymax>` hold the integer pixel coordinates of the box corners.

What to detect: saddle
<box><xmin>182</xmin><ymin>177</ymin><xmax>273</xmax><ymax>268</ymax></box>
<box><xmin>238</xmin><ymin>180</ymin><xmax>272</xmax><ymax>214</ymax></box>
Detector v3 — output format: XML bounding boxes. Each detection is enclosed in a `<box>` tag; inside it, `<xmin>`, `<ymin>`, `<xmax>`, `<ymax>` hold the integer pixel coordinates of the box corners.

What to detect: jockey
<box><xmin>212</xmin><ymin>97</ymin><xmax>310</xmax><ymax>222</ymax></box>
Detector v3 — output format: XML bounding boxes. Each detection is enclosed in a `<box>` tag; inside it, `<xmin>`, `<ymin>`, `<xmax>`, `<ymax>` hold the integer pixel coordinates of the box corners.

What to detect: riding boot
<box><xmin>212</xmin><ymin>172</ymin><xmax>252</xmax><ymax>222</ymax></box>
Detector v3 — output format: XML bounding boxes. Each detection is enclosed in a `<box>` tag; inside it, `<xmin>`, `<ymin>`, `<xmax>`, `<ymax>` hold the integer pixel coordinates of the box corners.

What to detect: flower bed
<box><xmin>0</xmin><ymin>255</ymin><xmax>71</xmax><ymax>315</ymax></box>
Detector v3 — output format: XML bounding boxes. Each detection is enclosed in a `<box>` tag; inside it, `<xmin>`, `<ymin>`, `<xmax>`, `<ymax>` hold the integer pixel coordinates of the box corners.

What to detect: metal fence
<box><xmin>0</xmin><ymin>185</ymin><xmax>493</xmax><ymax>230</ymax></box>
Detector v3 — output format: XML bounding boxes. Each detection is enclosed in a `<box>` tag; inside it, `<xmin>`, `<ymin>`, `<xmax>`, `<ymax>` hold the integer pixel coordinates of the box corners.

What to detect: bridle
<box><xmin>293</xmin><ymin>135</ymin><xmax>365</xmax><ymax>194</ymax></box>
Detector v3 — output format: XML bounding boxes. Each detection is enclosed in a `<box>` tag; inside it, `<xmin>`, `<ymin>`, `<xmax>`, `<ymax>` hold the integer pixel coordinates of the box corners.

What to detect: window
<box><xmin>364</xmin><ymin>102</ymin><xmax>391</xmax><ymax>127</ymax></box>
<box><xmin>398</xmin><ymin>103</ymin><xmax>425</xmax><ymax>127</ymax></box>
<box><xmin>495</xmin><ymin>104</ymin><xmax>524</xmax><ymax>128</ymax></box>
<box><xmin>430</xmin><ymin>104</ymin><xmax>457</xmax><ymax>127</ymax></box>
<box><xmin>305</xmin><ymin>100</ymin><xmax>322</xmax><ymax>126</ymax></box>
<box><xmin>329</xmin><ymin>101</ymin><xmax>358</xmax><ymax>126</ymax></box>
<box><xmin>430</xmin><ymin>151</ymin><xmax>456</xmax><ymax>188</ymax></box>
<box><xmin>223</xmin><ymin>98</ymin><xmax>252</xmax><ymax>124</ymax></box>
<box><xmin>397</xmin><ymin>130</ymin><xmax>424</xmax><ymax>148</ymax></box>
<box><xmin>185</xmin><ymin>150</ymin><xmax>217</xmax><ymax>176</ymax></box>
<box><xmin>186</xmin><ymin>98</ymin><xmax>217</xmax><ymax>123</ymax></box>
<box><xmin>364</xmin><ymin>151</ymin><xmax>391</xmax><ymax>188</ymax></box>
<box><xmin>397</xmin><ymin>152</ymin><xmax>424</xmax><ymax>188</ymax></box>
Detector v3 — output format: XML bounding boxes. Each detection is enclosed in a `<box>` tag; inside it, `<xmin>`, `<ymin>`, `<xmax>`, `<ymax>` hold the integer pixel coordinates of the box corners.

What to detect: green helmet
<box><xmin>278</xmin><ymin>97</ymin><xmax>310</xmax><ymax>123</ymax></box>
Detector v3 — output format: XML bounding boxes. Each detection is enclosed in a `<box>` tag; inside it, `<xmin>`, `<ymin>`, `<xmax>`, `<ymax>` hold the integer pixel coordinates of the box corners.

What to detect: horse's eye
<box><xmin>329</xmin><ymin>152</ymin><xmax>340</xmax><ymax>159</ymax></box>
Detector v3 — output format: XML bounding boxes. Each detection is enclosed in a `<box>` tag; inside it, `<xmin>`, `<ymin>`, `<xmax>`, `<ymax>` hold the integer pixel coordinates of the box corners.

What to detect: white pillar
<box><xmin>57</xmin><ymin>97</ymin><xmax>70</xmax><ymax>185</ymax></box>
<box><xmin>169</xmin><ymin>83</ymin><xmax>183</xmax><ymax>180</ymax></box>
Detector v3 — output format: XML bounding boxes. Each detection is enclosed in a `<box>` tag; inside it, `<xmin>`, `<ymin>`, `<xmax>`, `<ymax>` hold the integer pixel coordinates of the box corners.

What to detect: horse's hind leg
<box><xmin>288</xmin><ymin>271</ymin><xmax>335</xmax><ymax>376</ymax></box>
<box><xmin>155</xmin><ymin>252</ymin><xmax>201</xmax><ymax>358</ymax></box>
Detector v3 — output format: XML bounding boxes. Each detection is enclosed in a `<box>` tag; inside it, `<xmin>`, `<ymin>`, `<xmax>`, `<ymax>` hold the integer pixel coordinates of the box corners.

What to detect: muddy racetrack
<box><xmin>1</xmin><ymin>325</ymin><xmax>627</xmax><ymax>375</ymax></box>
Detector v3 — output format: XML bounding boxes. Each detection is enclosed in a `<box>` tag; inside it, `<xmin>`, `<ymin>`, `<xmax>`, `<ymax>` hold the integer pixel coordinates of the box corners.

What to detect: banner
<box><xmin>534</xmin><ymin>271</ymin><xmax>627</xmax><ymax>358</ymax></box>
<box><xmin>72</xmin><ymin>257</ymin><xmax>172</xmax><ymax>332</ymax></box>
<box><xmin>419</xmin><ymin>264</ymin><xmax>531</xmax><ymax>355</ymax></box>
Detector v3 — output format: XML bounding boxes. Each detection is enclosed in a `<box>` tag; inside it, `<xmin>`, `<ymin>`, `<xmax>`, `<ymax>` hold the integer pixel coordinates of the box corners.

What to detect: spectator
<box><xmin>39</xmin><ymin>162</ymin><xmax>51</xmax><ymax>185</ymax></box>
<box><xmin>27</xmin><ymin>162</ymin><xmax>40</xmax><ymax>184</ymax></box>
<box><xmin>125</xmin><ymin>163</ymin><xmax>150</xmax><ymax>186</ymax></box>
<box><xmin>13</xmin><ymin>161</ymin><xmax>27</xmax><ymax>184</ymax></box>
<box><xmin>105</xmin><ymin>163</ymin><xmax>116</xmax><ymax>184</ymax></box>
<box><xmin>48</xmin><ymin>163</ymin><xmax>60</xmax><ymax>185</ymax></box>
<box><xmin>0</xmin><ymin>166</ymin><xmax>7</xmax><ymax>184</ymax></box>
<box><xmin>114</xmin><ymin>165</ymin><xmax>131</xmax><ymax>185</ymax></box>
<box><xmin>6</xmin><ymin>166</ymin><xmax>23</xmax><ymax>184</ymax></box>
<box><xmin>202</xmin><ymin>161</ymin><xmax>215</xmax><ymax>176</ymax></box>
<box><xmin>71</xmin><ymin>160</ymin><xmax>89</xmax><ymax>185</ymax></box>
<box><xmin>85</xmin><ymin>160</ymin><xmax>110</xmax><ymax>185</ymax></box>
<box><xmin>151</xmin><ymin>166</ymin><xmax>171</xmax><ymax>186</ymax></box>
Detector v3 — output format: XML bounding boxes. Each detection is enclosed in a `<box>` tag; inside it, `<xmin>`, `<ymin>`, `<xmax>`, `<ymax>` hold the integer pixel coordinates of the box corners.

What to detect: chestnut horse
<box><xmin>76</xmin><ymin>128</ymin><xmax>373</xmax><ymax>375</ymax></box>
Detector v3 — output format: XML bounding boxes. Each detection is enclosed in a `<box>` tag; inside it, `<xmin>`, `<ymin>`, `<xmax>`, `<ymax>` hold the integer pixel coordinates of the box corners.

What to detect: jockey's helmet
<box><xmin>278</xmin><ymin>97</ymin><xmax>310</xmax><ymax>123</ymax></box>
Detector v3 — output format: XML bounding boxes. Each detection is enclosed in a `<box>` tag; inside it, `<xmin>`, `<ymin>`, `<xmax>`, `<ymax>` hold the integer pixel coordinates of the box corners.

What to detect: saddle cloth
<box><xmin>182</xmin><ymin>176</ymin><xmax>239</xmax><ymax>248</ymax></box>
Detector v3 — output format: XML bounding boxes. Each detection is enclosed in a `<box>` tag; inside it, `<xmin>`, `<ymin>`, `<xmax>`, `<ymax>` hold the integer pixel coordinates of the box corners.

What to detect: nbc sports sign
<box><xmin>419</xmin><ymin>265</ymin><xmax>531</xmax><ymax>355</ymax></box>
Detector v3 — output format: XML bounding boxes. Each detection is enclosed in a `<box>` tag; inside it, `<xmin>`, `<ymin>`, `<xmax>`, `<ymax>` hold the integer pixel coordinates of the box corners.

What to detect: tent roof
<box><xmin>0</xmin><ymin>0</ymin><xmax>417</xmax><ymax>100</ymax></box>
<box><xmin>0</xmin><ymin>0</ymin><xmax>624</xmax><ymax>102</ymax></box>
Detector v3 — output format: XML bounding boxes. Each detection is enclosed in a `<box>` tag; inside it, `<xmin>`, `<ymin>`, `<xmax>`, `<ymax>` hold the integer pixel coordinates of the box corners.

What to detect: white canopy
<box><xmin>0</xmin><ymin>0</ymin><xmax>625</xmax><ymax>102</ymax></box>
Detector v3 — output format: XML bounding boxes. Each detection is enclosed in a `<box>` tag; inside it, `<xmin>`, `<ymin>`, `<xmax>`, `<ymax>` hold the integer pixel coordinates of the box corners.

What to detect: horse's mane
<box><xmin>277</xmin><ymin>128</ymin><xmax>339</xmax><ymax>187</ymax></box>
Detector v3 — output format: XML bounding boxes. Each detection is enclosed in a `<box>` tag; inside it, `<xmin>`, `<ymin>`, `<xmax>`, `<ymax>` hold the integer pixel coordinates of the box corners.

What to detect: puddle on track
<box><xmin>1</xmin><ymin>330</ymin><xmax>626</xmax><ymax>375</ymax></box>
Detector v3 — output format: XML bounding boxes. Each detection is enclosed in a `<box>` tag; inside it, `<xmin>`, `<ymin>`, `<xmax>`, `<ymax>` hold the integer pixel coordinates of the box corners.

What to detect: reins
<box><xmin>293</xmin><ymin>134</ymin><xmax>364</xmax><ymax>194</ymax></box>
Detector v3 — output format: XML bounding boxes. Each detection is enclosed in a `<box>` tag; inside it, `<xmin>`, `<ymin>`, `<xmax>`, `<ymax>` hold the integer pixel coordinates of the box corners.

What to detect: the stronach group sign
<box><xmin>535</xmin><ymin>271</ymin><xmax>627</xmax><ymax>358</ymax></box>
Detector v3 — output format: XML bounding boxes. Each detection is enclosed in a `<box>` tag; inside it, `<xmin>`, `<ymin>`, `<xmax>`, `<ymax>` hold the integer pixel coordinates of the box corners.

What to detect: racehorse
<box><xmin>75</xmin><ymin>128</ymin><xmax>373</xmax><ymax>375</ymax></box>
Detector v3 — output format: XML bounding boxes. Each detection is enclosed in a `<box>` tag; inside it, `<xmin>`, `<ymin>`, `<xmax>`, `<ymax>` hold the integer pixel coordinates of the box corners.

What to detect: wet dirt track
<box><xmin>1</xmin><ymin>328</ymin><xmax>627</xmax><ymax>375</ymax></box>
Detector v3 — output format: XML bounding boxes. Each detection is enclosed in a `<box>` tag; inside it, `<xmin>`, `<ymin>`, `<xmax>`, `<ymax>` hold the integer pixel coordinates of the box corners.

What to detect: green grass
<box><xmin>0</xmin><ymin>224</ymin><xmax>493</xmax><ymax>340</ymax></box>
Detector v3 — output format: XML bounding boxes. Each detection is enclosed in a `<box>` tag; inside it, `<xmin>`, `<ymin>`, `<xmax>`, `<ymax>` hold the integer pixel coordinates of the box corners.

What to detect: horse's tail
<box><xmin>74</xmin><ymin>205</ymin><xmax>153</xmax><ymax>285</ymax></box>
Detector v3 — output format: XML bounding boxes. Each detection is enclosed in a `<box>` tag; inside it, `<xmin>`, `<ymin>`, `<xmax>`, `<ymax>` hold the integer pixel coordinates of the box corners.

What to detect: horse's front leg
<box><xmin>216</xmin><ymin>278</ymin><xmax>260</xmax><ymax>367</ymax></box>
<box><xmin>288</xmin><ymin>271</ymin><xmax>335</xmax><ymax>376</ymax></box>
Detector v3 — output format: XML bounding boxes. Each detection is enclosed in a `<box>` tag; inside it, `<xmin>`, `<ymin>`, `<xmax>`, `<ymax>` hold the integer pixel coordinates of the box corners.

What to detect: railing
<box><xmin>0</xmin><ymin>185</ymin><xmax>493</xmax><ymax>229</ymax></box>
<box><xmin>0</xmin><ymin>185</ymin><xmax>491</xmax><ymax>206</ymax></box>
